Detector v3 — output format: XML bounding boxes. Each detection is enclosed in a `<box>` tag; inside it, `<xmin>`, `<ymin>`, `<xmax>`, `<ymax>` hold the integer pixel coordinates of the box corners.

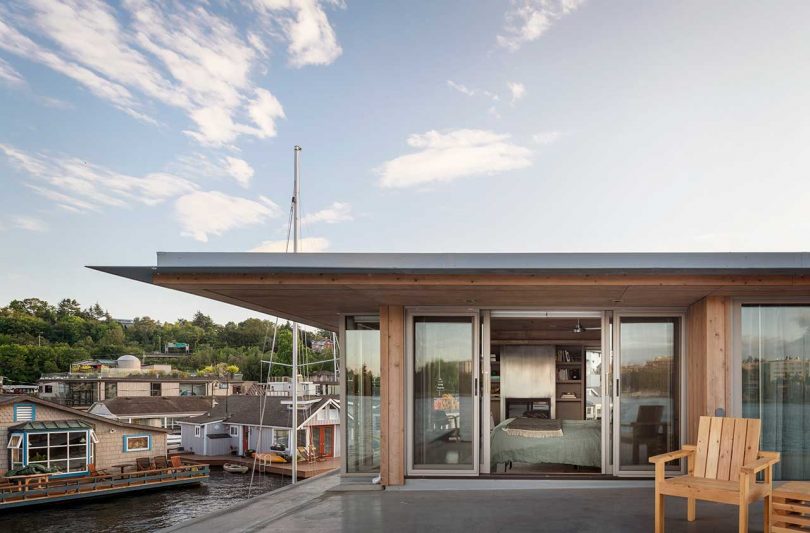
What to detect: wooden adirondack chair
<box><xmin>649</xmin><ymin>416</ymin><xmax>780</xmax><ymax>533</ymax></box>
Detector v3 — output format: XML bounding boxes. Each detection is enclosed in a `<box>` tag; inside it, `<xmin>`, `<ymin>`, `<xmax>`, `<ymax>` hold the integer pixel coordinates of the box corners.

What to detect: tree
<box><xmin>57</xmin><ymin>298</ymin><xmax>82</xmax><ymax>319</ymax></box>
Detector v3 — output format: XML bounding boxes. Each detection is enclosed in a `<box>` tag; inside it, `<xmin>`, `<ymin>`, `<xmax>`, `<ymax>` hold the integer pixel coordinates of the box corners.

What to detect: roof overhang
<box><xmin>90</xmin><ymin>252</ymin><xmax>810</xmax><ymax>331</ymax></box>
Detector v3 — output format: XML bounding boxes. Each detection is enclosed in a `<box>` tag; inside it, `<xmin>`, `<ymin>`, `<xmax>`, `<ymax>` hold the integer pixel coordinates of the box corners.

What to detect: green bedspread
<box><xmin>490</xmin><ymin>418</ymin><xmax>601</xmax><ymax>468</ymax></box>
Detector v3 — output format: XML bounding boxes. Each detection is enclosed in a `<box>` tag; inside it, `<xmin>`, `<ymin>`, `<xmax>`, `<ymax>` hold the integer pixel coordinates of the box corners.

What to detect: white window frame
<box><xmin>7</xmin><ymin>434</ymin><xmax>22</xmax><ymax>449</ymax></box>
<box><xmin>194</xmin><ymin>425</ymin><xmax>201</xmax><ymax>438</ymax></box>
<box><xmin>229</xmin><ymin>426</ymin><xmax>239</xmax><ymax>437</ymax></box>
<box><xmin>123</xmin><ymin>435</ymin><xmax>151</xmax><ymax>452</ymax></box>
<box><xmin>89</xmin><ymin>430</ymin><xmax>99</xmax><ymax>444</ymax></box>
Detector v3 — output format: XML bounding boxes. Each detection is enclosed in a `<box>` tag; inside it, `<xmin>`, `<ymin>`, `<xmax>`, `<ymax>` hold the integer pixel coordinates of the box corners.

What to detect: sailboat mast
<box><xmin>291</xmin><ymin>145</ymin><xmax>301</xmax><ymax>484</ymax></box>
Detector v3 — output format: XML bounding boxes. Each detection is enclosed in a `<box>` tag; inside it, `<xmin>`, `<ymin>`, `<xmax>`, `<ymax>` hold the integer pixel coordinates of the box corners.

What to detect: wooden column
<box><xmin>686</xmin><ymin>296</ymin><xmax>729</xmax><ymax>442</ymax></box>
<box><xmin>379</xmin><ymin>305</ymin><xmax>405</xmax><ymax>486</ymax></box>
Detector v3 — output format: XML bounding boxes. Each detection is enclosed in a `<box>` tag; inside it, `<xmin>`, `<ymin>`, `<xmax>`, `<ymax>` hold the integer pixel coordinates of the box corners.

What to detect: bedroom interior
<box><xmin>488</xmin><ymin>314</ymin><xmax>604</xmax><ymax>474</ymax></box>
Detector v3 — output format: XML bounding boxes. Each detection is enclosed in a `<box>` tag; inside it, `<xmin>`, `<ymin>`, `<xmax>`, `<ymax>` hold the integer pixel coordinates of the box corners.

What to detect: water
<box><xmin>0</xmin><ymin>469</ymin><xmax>290</xmax><ymax>532</ymax></box>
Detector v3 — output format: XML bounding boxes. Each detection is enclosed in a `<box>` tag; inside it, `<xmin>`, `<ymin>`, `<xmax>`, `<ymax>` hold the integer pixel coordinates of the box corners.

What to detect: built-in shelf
<box><xmin>557</xmin><ymin>398</ymin><xmax>582</xmax><ymax>402</ymax></box>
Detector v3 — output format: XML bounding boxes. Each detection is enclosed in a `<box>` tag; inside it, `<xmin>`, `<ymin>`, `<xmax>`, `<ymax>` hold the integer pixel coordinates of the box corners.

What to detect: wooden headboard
<box><xmin>505</xmin><ymin>397</ymin><xmax>552</xmax><ymax>419</ymax></box>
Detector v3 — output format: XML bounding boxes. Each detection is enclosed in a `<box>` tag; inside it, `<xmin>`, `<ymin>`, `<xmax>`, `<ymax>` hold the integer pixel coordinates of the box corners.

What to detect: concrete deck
<box><xmin>164</xmin><ymin>476</ymin><xmax>768</xmax><ymax>533</ymax></box>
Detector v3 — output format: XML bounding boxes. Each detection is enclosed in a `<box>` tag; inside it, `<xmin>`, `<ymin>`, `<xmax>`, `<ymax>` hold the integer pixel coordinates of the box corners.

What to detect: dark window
<box><xmin>150</xmin><ymin>383</ymin><xmax>162</xmax><ymax>397</ymax></box>
<box><xmin>104</xmin><ymin>382</ymin><xmax>117</xmax><ymax>400</ymax></box>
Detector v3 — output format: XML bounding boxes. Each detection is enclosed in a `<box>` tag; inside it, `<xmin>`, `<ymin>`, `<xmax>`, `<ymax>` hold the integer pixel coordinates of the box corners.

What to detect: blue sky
<box><xmin>1</xmin><ymin>1</ymin><xmax>809</xmax><ymax>324</ymax></box>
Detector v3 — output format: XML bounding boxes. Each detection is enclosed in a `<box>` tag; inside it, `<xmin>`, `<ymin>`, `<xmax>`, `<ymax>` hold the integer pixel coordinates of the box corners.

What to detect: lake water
<box><xmin>0</xmin><ymin>469</ymin><xmax>290</xmax><ymax>532</ymax></box>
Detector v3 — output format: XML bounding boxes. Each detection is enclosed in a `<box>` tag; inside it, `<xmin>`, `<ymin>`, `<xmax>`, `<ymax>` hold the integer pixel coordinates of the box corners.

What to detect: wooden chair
<box><xmin>153</xmin><ymin>456</ymin><xmax>168</xmax><ymax>470</ymax></box>
<box><xmin>297</xmin><ymin>446</ymin><xmax>315</xmax><ymax>463</ymax></box>
<box><xmin>135</xmin><ymin>457</ymin><xmax>153</xmax><ymax>471</ymax></box>
<box><xmin>649</xmin><ymin>416</ymin><xmax>780</xmax><ymax>533</ymax></box>
<box><xmin>628</xmin><ymin>405</ymin><xmax>667</xmax><ymax>464</ymax></box>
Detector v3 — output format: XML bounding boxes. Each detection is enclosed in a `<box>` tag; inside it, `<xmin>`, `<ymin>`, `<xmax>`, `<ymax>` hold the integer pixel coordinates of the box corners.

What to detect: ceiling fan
<box><xmin>572</xmin><ymin>319</ymin><xmax>601</xmax><ymax>333</ymax></box>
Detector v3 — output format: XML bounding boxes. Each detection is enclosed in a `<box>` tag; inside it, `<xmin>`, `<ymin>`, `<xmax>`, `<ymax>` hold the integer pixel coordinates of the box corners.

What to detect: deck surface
<box><xmin>166</xmin><ymin>474</ymin><xmax>772</xmax><ymax>533</ymax></box>
<box><xmin>177</xmin><ymin>454</ymin><xmax>339</xmax><ymax>479</ymax></box>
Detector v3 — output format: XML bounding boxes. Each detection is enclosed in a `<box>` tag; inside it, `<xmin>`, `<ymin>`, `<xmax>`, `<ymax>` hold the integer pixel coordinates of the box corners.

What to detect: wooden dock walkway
<box><xmin>0</xmin><ymin>464</ymin><xmax>209</xmax><ymax>510</ymax></box>
<box><xmin>177</xmin><ymin>454</ymin><xmax>339</xmax><ymax>479</ymax></box>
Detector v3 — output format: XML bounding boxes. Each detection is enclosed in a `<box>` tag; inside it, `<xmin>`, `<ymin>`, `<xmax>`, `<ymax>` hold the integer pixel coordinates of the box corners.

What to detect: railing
<box><xmin>0</xmin><ymin>465</ymin><xmax>209</xmax><ymax>506</ymax></box>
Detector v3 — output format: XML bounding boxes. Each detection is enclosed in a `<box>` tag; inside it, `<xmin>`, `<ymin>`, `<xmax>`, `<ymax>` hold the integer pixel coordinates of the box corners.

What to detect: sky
<box><xmin>1</xmin><ymin>0</ymin><xmax>809</xmax><ymax>324</ymax></box>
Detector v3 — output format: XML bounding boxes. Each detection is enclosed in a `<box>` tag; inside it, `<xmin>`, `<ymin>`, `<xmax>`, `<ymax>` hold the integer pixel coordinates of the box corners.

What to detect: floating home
<box><xmin>93</xmin><ymin>252</ymin><xmax>810</xmax><ymax>485</ymax></box>
<box><xmin>0</xmin><ymin>395</ymin><xmax>207</xmax><ymax>509</ymax></box>
<box><xmin>178</xmin><ymin>395</ymin><xmax>340</xmax><ymax>459</ymax></box>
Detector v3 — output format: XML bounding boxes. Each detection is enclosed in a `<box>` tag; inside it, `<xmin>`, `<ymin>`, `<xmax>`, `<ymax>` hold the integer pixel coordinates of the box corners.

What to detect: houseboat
<box><xmin>0</xmin><ymin>395</ymin><xmax>208</xmax><ymax>509</ymax></box>
<box><xmin>177</xmin><ymin>395</ymin><xmax>340</xmax><ymax>461</ymax></box>
<box><xmin>93</xmin><ymin>251</ymin><xmax>810</xmax><ymax>486</ymax></box>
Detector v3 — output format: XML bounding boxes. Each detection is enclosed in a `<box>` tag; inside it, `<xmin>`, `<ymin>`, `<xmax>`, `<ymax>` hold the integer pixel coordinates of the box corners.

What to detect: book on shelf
<box><xmin>557</xmin><ymin>368</ymin><xmax>581</xmax><ymax>381</ymax></box>
<box><xmin>556</xmin><ymin>348</ymin><xmax>582</xmax><ymax>363</ymax></box>
<box><xmin>560</xmin><ymin>392</ymin><xmax>578</xmax><ymax>399</ymax></box>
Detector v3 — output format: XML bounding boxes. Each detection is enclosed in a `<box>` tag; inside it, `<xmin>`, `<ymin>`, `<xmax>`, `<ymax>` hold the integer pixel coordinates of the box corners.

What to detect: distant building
<box><xmin>38</xmin><ymin>355</ymin><xmax>250</xmax><ymax>409</ymax></box>
<box><xmin>1</xmin><ymin>394</ymin><xmax>168</xmax><ymax>476</ymax></box>
<box><xmin>178</xmin><ymin>395</ymin><xmax>340</xmax><ymax>458</ymax></box>
<box><xmin>87</xmin><ymin>396</ymin><xmax>213</xmax><ymax>431</ymax></box>
<box><xmin>165</xmin><ymin>342</ymin><xmax>190</xmax><ymax>354</ymax></box>
<box><xmin>114</xmin><ymin>318</ymin><xmax>134</xmax><ymax>329</ymax></box>
<box><xmin>311</xmin><ymin>339</ymin><xmax>334</xmax><ymax>353</ymax></box>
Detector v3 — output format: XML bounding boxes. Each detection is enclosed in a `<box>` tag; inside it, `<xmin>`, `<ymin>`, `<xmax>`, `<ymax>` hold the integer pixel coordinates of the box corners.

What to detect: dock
<box><xmin>177</xmin><ymin>454</ymin><xmax>339</xmax><ymax>479</ymax></box>
<box><xmin>0</xmin><ymin>464</ymin><xmax>209</xmax><ymax>510</ymax></box>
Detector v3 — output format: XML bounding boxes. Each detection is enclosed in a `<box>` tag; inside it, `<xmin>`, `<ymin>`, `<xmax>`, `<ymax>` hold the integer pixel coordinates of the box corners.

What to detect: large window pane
<box><xmin>742</xmin><ymin>304</ymin><xmax>810</xmax><ymax>480</ymax></box>
<box><xmin>345</xmin><ymin>316</ymin><xmax>381</xmax><ymax>473</ymax></box>
<box><xmin>412</xmin><ymin>316</ymin><xmax>475</xmax><ymax>471</ymax></box>
<box><xmin>619</xmin><ymin>317</ymin><xmax>680</xmax><ymax>470</ymax></box>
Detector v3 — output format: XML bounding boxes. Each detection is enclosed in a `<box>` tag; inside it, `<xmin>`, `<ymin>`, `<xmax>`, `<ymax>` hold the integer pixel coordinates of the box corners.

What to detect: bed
<box><xmin>490</xmin><ymin>397</ymin><xmax>601</xmax><ymax>470</ymax></box>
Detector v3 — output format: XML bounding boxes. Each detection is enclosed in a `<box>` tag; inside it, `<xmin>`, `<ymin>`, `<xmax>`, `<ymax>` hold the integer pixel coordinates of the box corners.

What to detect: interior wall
<box><xmin>500</xmin><ymin>345</ymin><xmax>556</xmax><ymax>420</ymax></box>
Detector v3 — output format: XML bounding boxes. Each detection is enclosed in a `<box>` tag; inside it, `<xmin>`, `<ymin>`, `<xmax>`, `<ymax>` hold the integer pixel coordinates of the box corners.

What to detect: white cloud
<box><xmin>447</xmin><ymin>80</ymin><xmax>475</xmax><ymax>97</ymax></box>
<box><xmin>0</xmin><ymin>16</ymin><xmax>141</xmax><ymax>118</ymax></box>
<box><xmin>507</xmin><ymin>81</ymin><xmax>525</xmax><ymax>104</ymax></box>
<box><xmin>1</xmin><ymin>143</ymin><xmax>196</xmax><ymax>212</ymax></box>
<box><xmin>0</xmin><ymin>56</ymin><xmax>24</xmax><ymax>86</ymax></box>
<box><xmin>497</xmin><ymin>0</ymin><xmax>585</xmax><ymax>51</ymax></box>
<box><xmin>0</xmin><ymin>1</ymin><xmax>319</xmax><ymax>145</ymax></box>
<box><xmin>252</xmin><ymin>0</ymin><xmax>344</xmax><ymax>67</ymax></box>
<box><xmin>532</xmin><ymin>131</ymin><xmax>562</xmax><ymax>144</ymax></box>
<box><xmin>447</xmin><ymin>80</ymin><xmax>500</xmax><ymax>102</ymax></box>
<box><xmin>222</xmin><ymin>157</ymin><xmax>255</xmax><ymax>188</ymax></box>
<box><xmin>174</xmin><ymin>191</ymin><xmax>280</xmax><ymax>242</ymax></box>
<box><xmin>248</xmin><ymin>88</ymin><xmax>286</xmax><ymax>138</ymax></box>
<box><xmin>250</xmin><ymin>236</ymin><xmax>329</xmax><ymax>252</ymax></box>
<box><xmin>376</xmin><ymin>129</ymin><xmax>533</xmax><ymax>188</ymax></box>
<box><xmin>10</xmin><ymin>215</ymin><xmax>48</xmax><ymax>232</ymax></box>
<box><xmin>302</xmin><ymin>201</ymin><xmax>352</xmax><ymax>225</ymax></box>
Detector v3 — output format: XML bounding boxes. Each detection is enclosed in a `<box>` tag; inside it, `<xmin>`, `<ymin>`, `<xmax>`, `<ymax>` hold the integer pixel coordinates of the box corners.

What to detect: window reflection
<box><xmin>742</xmin><ymin>304</ymin><xmax>810</xmax><ymax>480</ymax></box>
<box><xmin>413</xmin><ymin>316</ymin><xmax>475</xmax><ymax>470</ymax></box>
<box><xmin>619</xmin><ymin>318</ymin><xmax>680</xmax><ymax>470</ymax></box>
<box><xmin>345</xmin><ymin>316</ymin><xmax>381</xmax><ymax>473</ymax></box>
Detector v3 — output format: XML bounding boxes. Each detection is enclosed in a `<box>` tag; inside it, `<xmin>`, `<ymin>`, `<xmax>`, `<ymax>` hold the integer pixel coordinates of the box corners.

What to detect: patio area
<box><xmin>165</xmin><ymin>474</ymin><xmax>768</xmax><ymax>533</ymax></box>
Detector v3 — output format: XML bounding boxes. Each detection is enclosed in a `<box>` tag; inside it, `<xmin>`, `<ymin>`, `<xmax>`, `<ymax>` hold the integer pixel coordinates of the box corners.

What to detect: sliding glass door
<box><xmin>408</xmin><ymin>312</ymin><xmax>479</xmax><ymax>475</ymax></box>
<box><xmin>614</xmin><ymin>315</ymin><xmax>682</xmax><ymax>475</ymax></box>
<box><xmin>741</xmin><ymin>304</ymin><xmax>810</xmax><ymax>480</ymax></box>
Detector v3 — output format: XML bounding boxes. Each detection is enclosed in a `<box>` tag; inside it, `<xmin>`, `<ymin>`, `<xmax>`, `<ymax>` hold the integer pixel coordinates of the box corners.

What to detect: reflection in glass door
<box><xmin>409</xmin><ymin>314</ymin><xmax>479</xmax><ymax>474</ymax></box>
<box><xmin>615</xmin><ymin>316</ymin><xmax>682</xmax><ymax>474</ymax></box>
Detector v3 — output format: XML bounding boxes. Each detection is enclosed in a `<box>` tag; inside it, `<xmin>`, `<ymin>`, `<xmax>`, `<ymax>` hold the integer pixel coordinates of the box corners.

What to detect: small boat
<box><xmin>223</xmin><ymin>463</ymin><xmax>249</xmax><ymax>474</ymax></box>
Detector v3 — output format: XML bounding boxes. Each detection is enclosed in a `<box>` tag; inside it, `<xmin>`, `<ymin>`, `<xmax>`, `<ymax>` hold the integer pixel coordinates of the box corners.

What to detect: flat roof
<box><xmin>89</xmin><ymin>252</ymin><xmax>810</xmax><ymax>331</ymax></box>
<box><xmin>92</xmin><ymin>252</ymin><xmax>810</xmax><ymax>279</ymax></box>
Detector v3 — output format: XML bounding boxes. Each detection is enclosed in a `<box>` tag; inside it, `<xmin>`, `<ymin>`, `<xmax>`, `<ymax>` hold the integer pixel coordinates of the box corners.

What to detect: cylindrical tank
<box><xmin>116</xmin><ymin>354</ymin><xmax>141</xmax><ymax>370</ymax></box>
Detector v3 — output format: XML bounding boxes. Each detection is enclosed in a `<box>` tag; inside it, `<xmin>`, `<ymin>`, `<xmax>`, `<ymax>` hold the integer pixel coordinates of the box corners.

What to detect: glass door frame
<box><xmin>405</xmin><ymin>307</ymin><xmax>481</xmax><ymax>477</ymax></box>
<box><xmin>611</xmin><ymin>310</ymin><xmax>687</xmax><ymax>477</ymax></box>
<box><xmin>484</xmin><ymin>309</ymin><xmax>612</xmax><ymax>475</ymax></box>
